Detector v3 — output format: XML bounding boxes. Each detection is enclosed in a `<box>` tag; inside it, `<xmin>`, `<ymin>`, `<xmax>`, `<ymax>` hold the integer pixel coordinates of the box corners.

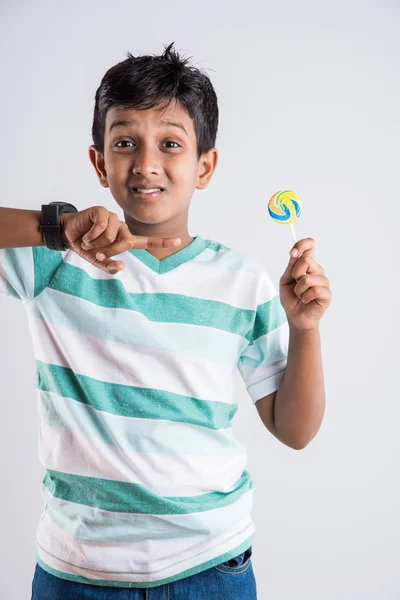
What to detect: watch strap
<box><xmin>40</xmin><ymin>202</ymin><xmax>78</xmax><ymax>251</ymax></box>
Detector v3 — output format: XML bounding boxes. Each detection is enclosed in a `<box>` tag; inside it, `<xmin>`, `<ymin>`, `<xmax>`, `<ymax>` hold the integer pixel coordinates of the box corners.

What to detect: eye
<box><xmin>115</xmin><ymin>140</ymin><xmax>134</xmax><ymax>148</ymax></box>
<box><xmin>114</xmin><ymin>140</ymin><xmax>181</xmax><ymax>149</ymax></box>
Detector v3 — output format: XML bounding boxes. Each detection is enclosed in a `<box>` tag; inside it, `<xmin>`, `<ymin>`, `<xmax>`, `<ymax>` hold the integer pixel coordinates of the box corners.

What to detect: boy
<box><xmin>0</xmin><ymin>42</ymin><xmax>331</xmax><ymax>598</ymax></box>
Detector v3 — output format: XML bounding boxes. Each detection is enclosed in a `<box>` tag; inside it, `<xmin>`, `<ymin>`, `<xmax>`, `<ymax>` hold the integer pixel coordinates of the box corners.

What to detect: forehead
<box><xmin>105</xmin><ymin>101</ymin><xmax>194</xmax><ymax>136</ymax></box>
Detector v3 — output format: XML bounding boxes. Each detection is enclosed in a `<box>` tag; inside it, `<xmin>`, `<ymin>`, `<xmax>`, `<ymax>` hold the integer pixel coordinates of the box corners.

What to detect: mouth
<box><xmin>130</xmin><ymin>188</ymin><xmax>166</xmax><ymax>201</ymax></box>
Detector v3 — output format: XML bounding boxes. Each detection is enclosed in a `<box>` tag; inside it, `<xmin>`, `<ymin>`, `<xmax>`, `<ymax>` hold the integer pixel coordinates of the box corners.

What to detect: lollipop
<box><xmin>268</xmin><ymin>190</ymin><xmax>302</xmax><ymax>242</ymax></box>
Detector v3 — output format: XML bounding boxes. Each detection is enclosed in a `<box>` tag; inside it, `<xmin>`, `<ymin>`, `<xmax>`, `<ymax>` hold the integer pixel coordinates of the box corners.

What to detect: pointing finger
<box><xmin>132</xmin><ymin>236</ymin><xmax>182</xmax><ymax>249</ymax></box>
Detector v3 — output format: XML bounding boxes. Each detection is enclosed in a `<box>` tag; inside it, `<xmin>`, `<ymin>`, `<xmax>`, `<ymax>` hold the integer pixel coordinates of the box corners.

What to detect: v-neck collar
<box><xmin>128</xmin><ymin>235</ymin><xmax>211</xmax><ymax>274</ymax></box>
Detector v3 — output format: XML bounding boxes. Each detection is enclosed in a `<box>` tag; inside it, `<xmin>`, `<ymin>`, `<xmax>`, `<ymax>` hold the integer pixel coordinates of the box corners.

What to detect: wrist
<box><xmin>60</xmin><ymin>213</ymin><xmax>72</xmax><ymax>249</ymax></box>
<box><xmin>288</xmin><ymin>322</ymin><xmax>320</xmax><ymax>336</ymax></box>
<box><xmin>41</xmin><ymin>203</ymin><xmax>77</xmax><ymax>251</ymax></box>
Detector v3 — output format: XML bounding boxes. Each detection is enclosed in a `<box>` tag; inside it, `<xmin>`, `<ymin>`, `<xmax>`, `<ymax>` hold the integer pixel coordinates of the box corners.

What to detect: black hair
<box><xmin>91</xmin><ymin>42</ymin><xmax>219</xmax><ymax>160</ymax></box>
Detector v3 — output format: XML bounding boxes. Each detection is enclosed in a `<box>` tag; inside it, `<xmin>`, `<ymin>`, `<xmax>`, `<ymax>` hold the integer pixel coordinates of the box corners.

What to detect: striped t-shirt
<box><xmin>0</xmin><ymin>234</ymin><xmax>289</xmax><ymax>588</ymax></box>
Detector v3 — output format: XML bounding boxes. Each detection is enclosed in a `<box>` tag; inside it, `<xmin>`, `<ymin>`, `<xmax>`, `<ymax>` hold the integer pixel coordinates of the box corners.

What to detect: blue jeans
<box><xmin>31</xmin><ymin>546</ymin><xmax>256</xmax><ymax>599</ymax></box>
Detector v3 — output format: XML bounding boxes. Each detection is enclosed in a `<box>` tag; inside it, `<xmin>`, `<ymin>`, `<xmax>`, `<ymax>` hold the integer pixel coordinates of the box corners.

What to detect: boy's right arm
<box><xmin>0</xmin><ymin>205</ymin><xmax>182</xmax><ymax>275</ymax></box>
<box><xmin>0</xmin><ymin>208</ymin><xmax>44</xmax><ymax>249</ymax></box>
<box><xmin>0</xmin><ymin>205</ymin><xmax>182</xmax><ymax>302</ymax></box>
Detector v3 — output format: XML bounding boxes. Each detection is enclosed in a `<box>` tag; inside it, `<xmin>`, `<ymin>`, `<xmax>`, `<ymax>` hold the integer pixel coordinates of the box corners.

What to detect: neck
<box><xmin>124</xmin><ymin>214</ymin><xmax>194</xmax><ymax>259</ymax></box>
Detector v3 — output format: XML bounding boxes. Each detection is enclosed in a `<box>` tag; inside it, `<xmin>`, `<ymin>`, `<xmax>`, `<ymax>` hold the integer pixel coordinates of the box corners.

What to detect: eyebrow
<box><xmin>108</xmin><ymin>118</ymin><xmax>188</xmax><ymax>137</ymax></box>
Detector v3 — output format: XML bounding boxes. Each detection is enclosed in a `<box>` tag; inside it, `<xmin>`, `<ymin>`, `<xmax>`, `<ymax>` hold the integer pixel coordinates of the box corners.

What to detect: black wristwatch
<box><xmin>40</xmin><ymin>202</ymin><xmax>78</xmax><ymax>251</ymax></box>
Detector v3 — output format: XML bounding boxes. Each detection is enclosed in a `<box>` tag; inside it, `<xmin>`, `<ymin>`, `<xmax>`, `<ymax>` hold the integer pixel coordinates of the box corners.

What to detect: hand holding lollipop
<box><xmin>267</xmin><ymin>190</ymin><xmax>332</xmax><ymax>331</ymax></box>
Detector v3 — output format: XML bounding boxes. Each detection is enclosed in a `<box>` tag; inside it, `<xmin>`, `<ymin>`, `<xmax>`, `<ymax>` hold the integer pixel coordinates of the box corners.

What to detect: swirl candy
<box><xmin>268</xmin><ymin>190</ymin><xmax>302</xmax><ymax>224</ymax></box>
<box><xmin>268</xmin><ymin>190</ymin><xmax>302</xmax><ymax>241</ymax></box>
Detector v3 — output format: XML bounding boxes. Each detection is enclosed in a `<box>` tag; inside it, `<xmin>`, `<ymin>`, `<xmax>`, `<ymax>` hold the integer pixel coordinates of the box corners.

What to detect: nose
<box><xmin>132</xmin><ymin>143</ymin><xmax>160</xmax><ymax>177</ymax></box>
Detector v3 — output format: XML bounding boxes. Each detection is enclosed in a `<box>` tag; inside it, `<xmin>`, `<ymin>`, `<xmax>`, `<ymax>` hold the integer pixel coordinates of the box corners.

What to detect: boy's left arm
<box><xmin>255</xmin><ymin>237</ymin><xmax>332</xmax><ymax>450</ymax></box>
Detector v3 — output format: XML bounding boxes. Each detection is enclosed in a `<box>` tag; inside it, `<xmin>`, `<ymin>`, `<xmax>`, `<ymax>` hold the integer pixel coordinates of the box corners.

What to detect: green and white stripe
<box><xmin>0</xmin><ymin>235</ymin><xmax>288</xmax><ymax>587</ymax></box>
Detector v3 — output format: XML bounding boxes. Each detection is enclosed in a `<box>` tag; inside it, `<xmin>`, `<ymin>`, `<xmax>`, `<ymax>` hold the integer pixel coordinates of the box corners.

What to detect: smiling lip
<box><xmin>130</xmin><ymin>189</ymin><xmax>165</xmax><ymax>200</ymax></box>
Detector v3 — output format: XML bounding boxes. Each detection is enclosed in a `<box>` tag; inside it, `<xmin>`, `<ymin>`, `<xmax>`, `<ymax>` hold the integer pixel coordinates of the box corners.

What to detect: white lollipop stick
<box><xmin>290</xmin><ymin>223</ymin><xmax>297</xmax><ymax>243</ymax></box>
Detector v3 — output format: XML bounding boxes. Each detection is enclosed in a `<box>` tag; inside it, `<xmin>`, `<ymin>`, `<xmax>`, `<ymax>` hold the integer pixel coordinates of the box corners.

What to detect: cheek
<box><xmin>106</xmin><ymin>159</ymin><xmax>126</xmax><ymax>181</ymax></box>
<box><xmin>172</xmin><ymin>160</ymin><xmax>198</xmax><ymax>187</ymax></box>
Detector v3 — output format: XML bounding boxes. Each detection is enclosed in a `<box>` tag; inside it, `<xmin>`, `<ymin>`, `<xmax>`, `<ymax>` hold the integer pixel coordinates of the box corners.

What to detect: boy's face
<box><xmin>89</xmin><ymin>100</ymin><xmax>218</xmax><ymax>234</ymax></box>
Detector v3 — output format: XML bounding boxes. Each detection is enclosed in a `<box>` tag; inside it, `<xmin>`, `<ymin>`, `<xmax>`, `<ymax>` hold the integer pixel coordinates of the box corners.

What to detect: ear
<box><xmin>88</xmin><ymin>145</ymin><xmax>109</xmax><ymax>188</ymax></box>
<box><xmin>196</xmin><ymin>148</ymin><xmax>218</xmax><ymax>190</ymax></box>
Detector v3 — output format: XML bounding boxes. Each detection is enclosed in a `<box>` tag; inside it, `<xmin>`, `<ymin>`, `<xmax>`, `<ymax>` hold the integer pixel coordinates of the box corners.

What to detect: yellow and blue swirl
<box><xmin>268</xmin><ymin>190</ymin><xmax>302</xmax><ymax>224</ymax></box>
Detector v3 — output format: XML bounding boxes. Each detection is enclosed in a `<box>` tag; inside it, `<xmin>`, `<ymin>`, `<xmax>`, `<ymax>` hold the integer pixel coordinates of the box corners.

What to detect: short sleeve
<box><xmin>0</xmin><ymin>246</ymin><xmax>64</xmax><ymax>303</ymax></box>
<box><xmin>237</xmin><ymin>269</ymin><xmax>289</xmax><ymax>404</ymax></box>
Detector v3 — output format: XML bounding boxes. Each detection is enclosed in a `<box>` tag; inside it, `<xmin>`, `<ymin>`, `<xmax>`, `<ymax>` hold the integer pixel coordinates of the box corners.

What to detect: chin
<box><xmin>126</xmin><ymin>207</ymin><xmax>174</xmax><ymax>225</ymax></box>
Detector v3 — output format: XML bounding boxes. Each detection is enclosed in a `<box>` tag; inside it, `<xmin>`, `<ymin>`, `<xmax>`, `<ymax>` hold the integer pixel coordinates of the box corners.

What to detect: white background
<box><xmin>0</xmin><ymin>0</ymin><xmax>399</xmax><ymax>598</ymax></box>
